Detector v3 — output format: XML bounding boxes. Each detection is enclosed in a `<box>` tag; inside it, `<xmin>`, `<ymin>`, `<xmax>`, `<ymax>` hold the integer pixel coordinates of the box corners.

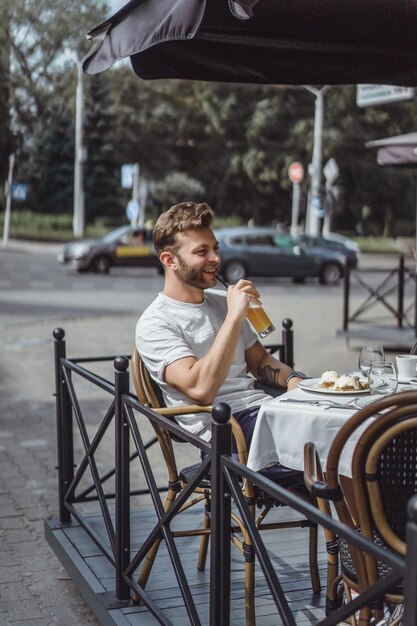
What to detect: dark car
<box><xmin>58</xmin><ymin>225</ymin><xmax>159</xmax><ymax>273</ymax></box>
<box><xmin>214</xmin><ymin>227</ymin><xmax>357</xmax><ymax>284</ymax></box>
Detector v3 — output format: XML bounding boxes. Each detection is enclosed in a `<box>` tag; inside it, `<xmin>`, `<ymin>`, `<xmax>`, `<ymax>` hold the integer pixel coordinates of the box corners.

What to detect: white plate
<box><xmin>298</xmin><ymin>378</ymin><xmax>369</xmax><ymax>395</ymax></box>
<box><xmin>355</xmin><ymin>396</ymin><xmax>379</xmax><ymax>409</ymax></box>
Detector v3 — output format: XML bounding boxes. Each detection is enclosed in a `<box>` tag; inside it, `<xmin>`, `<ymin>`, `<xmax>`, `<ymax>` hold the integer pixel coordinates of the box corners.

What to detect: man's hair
<box><xmin>153</xmin><ymin>202</ymin><xmax>214</xmax><ymax>256</ymax></box>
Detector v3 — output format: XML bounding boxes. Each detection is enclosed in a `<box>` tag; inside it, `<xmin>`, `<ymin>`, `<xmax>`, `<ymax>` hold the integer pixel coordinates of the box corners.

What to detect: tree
<box><xmin>6</xmin><ymin>0</ymin><xmax>109</xmax><ymax>207</ymax></box>
<box><xmin>0</xmin><ymin>4</ymin><xmax>14</xmax><ymax>189</ymax></box>
<box><xmin>33</xmin><ymin>106</ymin><xmax>74</xmax><ymax>214</ymax></box>
<box><xmin>83</xmin><ymin>75</ymin><xmax>122</xmax><ymax>223</ymax></box>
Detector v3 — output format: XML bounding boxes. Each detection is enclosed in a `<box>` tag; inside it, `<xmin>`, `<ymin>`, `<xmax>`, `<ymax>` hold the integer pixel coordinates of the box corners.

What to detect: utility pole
<box><xmin>304</xmin><ymin>85</ymin><xmax>328</xmax><ymax>237</ymax></box>
<box><xmin>65</xmin><ymin>49</ymin><xmax>85</xmax><ymax>238</ymax></box>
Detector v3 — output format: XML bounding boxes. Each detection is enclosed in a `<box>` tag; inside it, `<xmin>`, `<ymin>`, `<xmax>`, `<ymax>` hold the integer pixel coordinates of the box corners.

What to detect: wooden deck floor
<box><xmin>45</xmin><ymin>504</ymin><xmax>328</xmax><ymax>625</ymax></box>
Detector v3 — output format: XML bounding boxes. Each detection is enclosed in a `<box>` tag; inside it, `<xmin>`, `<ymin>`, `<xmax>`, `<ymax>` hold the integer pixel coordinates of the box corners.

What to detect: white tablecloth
<box><xmin>246</xmin><ymin>386</ymin><xmax>370</xmax><ymax>477</ymax></box>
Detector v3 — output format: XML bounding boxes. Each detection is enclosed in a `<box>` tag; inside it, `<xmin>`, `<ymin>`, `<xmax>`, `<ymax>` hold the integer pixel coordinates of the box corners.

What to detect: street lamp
<box><xmin>304</xmin><ymin>85</ymin><xmax>328</xmax><ymax>237</ymax></box>
<box><xmin>65</xmin><ymin>48</ymin><xmax>85</xmax><ymax>238</ymax></box>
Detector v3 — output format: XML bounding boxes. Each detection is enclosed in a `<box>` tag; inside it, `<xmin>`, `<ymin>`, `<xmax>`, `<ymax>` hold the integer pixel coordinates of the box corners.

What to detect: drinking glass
<box><xmin>246</xmin><ymin>303</ymin><xmax>275</xmax><ymax>338</ymax></box>
<box><xmin>358</xmin><ymin>345</ymin><xmax>384</xmax><ymax>377</ymax></box>
<box><xmin>368</xmin><ymin>360</ymin><xmax>398</xmax><ymax>396</ymax></box>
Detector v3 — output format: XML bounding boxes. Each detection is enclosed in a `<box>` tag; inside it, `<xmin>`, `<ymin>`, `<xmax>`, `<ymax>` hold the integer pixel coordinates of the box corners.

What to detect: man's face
<box><xmin>173</xmin><ymin>228</ymin><xmax>221</xmax><ymax>290</ymax></box>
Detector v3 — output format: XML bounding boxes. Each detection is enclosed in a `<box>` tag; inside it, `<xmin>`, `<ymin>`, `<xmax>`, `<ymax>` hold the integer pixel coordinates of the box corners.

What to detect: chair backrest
<box><xmin>131</xmin><ymin>344</ymin><xmax>180</xmax><ymax>480</ymax></box>
<box><xmin>324</xmin><ymin>390</ymin><xmax>417</xmax><ymax>593</ymax></box>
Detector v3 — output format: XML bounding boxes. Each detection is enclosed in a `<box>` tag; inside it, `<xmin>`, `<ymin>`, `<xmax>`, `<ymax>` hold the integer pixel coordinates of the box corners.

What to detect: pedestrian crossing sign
<box><xmin>12</xmin><ymin>183</ymin><xmax>27</xmax><ymax>201</ymax></box>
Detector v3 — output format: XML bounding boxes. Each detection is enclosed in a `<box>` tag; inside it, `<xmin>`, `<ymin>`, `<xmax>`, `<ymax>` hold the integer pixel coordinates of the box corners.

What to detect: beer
<box><xmin>247</xmin><ymin>303</ymin><xmax>275</xmax><ymax>338</ymax></box>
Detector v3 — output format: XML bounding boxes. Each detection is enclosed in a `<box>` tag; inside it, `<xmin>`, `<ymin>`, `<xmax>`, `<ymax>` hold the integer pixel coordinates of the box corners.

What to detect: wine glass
<box><xmin>368</xmin><ymin>360</ymin><xmax>398</xmax><ymax>396</ymax></box>
<box><xmin>358</xmin><ymin>345</ymin><xmax>385</xmax><ymax>377</ymax></box>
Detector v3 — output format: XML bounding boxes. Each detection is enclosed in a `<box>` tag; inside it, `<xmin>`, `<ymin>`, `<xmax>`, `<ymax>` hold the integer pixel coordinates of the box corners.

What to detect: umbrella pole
<box><xmin>415</xmin><ymin>175</ymin><xmax>417</xmax><ymax>338</ymax></box>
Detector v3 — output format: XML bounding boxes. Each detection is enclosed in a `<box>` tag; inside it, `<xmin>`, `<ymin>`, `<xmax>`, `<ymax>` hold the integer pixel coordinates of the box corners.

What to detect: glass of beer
<box><xmin>216</xmin><ymin>275</ymin><xmax>275</xmax><ymax>338</ymax></box>
<box><xmin>247</xmin><ymin>302</ymin><xmax>275</xmax><ymax>338</ymax></box>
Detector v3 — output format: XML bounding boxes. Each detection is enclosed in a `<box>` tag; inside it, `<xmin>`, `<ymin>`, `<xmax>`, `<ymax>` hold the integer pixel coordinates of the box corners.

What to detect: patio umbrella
<box><xmin>366</xmin><ymin>132</ymin><xmax>417</xmax><ymax>253</ymax></box>
<box><xmin>83</xmin><ymin>0</ymin><xmax>417</xmax><ymax>86</ymax></box>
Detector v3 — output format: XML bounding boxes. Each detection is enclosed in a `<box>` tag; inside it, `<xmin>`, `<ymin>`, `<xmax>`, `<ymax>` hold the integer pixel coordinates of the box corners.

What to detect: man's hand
<box><xmin>225</xmin><ymin>279</ymin><xmax>261</xmax><ymax>322</ymax></box>
<box><xmin>287</xmin><ymin>376</ymin><xmax>302</xmax><ymax>391</ymax></box>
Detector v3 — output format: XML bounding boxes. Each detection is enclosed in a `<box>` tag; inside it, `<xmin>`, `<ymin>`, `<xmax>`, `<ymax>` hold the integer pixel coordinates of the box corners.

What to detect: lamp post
<box><xmin>304</xmin><ymin>85</ymin><xmax>328</xmax><ymax>237</ymax></box>
<box><xmin>65</xmin><ymin>49</ymin><xmax>85</xmax><ymax>238</ymax></box>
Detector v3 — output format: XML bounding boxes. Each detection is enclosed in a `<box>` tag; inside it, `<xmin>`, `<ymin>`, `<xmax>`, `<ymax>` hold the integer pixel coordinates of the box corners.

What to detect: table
<box><xmin>246</xmin><ymin>384</ymin><xmax>408</xmax><ymax>477</ymax></box>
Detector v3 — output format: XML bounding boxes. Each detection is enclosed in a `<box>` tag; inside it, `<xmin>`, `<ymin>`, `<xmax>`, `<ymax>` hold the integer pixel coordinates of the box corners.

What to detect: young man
<box><xmin>135</xmin><ymin>201</ymin><xmax>306</xmax><ymax>448</ymax></box>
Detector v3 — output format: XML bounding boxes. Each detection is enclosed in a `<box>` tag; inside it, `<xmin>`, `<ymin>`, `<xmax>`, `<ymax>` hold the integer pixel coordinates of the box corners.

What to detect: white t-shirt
<box><xmin>135</xmin><ymin>291</ymin><xmax>272</xmax><ymax>441</ymax></box>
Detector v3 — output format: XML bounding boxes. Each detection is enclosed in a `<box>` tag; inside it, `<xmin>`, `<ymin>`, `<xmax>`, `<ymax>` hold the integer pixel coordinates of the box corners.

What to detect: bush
<box><xmin>0</xmin><ymin>210</ymin><xmax>112</xmax><ymax>241</ymax></box>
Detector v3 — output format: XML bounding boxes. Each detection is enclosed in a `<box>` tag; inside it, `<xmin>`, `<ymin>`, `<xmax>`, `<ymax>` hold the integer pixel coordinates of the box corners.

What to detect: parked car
<box><xmin>214</xmin><ymin>227</ymin><xmax>357</xmax><ymax>284</ymax></box>
<box><xmin>58</xmin><ymin>225</ymin><xmax>159</xmax><ymax>273</ymax></box>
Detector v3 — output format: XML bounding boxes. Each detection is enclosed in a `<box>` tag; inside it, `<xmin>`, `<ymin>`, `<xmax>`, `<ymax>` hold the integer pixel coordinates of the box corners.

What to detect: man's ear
<box><xmin>160</xmin><ymin>250</ymin><xmax>177</xmax><ymax>270</ymax></box>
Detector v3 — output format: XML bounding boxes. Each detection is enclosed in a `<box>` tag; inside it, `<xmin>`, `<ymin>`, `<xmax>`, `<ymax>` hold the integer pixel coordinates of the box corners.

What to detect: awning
<box><xmin>366</xmin><ymin>133</ymin><xmax>417</xmax><ymax>167</ymax></box>
<box><xmin>83</xmin><ymin>0</ymin><xmax>417</xmax><ymax>86</ymax></box>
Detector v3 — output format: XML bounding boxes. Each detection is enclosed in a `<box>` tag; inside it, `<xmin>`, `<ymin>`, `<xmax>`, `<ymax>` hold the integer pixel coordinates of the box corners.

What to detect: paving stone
<box><xmin>0</xmin><ymin>582</ymin><xmax>34</xmax><ymax>601</ymax></box>
<box><xmin>0</xmin><ymin>551</ymin><xmax>20</xmax><ymax>567</ymax></box>
<box><xmin>0</xmin><ymin>599</ymin><xmax>45</xmax><ymax>621</ymax></box>
<box><xmin>3</xmin><ymin>529</ymin><xmax>35</xmax><ymax>544</ymax></box>
<box><xmin>0</xmin><ymin>568</ymin><xmax>21</xmax><ymax>584</ymax></box>
<box><xmin>0</xmin><ymin>517</ymin><xmax>26</xmax><ymax>531</ymax></box>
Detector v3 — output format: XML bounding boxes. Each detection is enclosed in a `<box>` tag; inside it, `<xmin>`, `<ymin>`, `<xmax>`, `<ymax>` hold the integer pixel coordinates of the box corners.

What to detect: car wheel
<box><xmin>223</xmin><ymin>260</ymin><xmax>247</xmax><ymax>283</ymax></box>
<box><xmin>91</xmin><ymin>255</ymin><xmax>111</xmax><ymax>274</ymax></box>
<box><xmin>319</xmin><ymin>262</ymin><xmax>342</xmax><ymax>285</ymax></box>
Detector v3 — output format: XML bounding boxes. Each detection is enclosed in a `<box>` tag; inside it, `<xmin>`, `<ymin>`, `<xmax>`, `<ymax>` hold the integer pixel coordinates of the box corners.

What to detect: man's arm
<box><xmin>245</xmin><ymin>340</ymin><xmax>303</xmax><ymax>391</ymax></box>
<box><xmin>164</xmin><ymin>280</ymin><xmax>259</xmax><ymax>404</ymax></box>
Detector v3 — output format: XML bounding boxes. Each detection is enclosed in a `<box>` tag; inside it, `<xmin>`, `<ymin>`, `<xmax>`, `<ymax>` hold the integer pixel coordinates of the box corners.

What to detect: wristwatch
<box><xmin>286</xmin><ymin>370</ymin><xmax>307</xmax><ymax>386</ymax></box>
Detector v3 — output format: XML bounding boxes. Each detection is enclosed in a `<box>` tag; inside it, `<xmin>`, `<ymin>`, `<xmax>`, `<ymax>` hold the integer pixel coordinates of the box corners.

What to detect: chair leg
<box><xmin>242</xmin><ymin>524</ymin><xmax>256</xmax><ymax>626</ymax></box>
<box><xmin>197</xmin><ymin>497</ymin><xmax>210</xmax><ymax>571</ymax></box>
<box><xmin>308</xmin><ymin>521</ymin><xmax>321</xmax><ymax>593</ymax></box>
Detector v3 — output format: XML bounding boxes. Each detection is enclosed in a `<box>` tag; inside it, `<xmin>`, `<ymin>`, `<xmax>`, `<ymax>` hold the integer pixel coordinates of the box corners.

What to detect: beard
<box><xmin>176</xmin><ymin>253</ymin><xmax>216</xmax><ymax>290</ymax></box>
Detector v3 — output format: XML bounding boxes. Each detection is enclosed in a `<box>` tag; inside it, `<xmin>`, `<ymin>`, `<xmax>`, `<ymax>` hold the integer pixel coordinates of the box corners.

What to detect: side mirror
<box><xmin>293</xmin><ymin>245</ymin><xmax>302</xmax><ymax>256</ymax></box>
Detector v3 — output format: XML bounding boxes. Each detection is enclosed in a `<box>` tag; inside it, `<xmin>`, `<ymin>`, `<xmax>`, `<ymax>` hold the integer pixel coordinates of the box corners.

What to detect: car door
<box><xmin>114</xmin><ymin>230</ymin><xmax>157</xmax><ymax>267</ymax></box>
<box><xmin>269</xmin><ymin>235</ymin><xmax>321</xmax><ymax>277</ymax></box>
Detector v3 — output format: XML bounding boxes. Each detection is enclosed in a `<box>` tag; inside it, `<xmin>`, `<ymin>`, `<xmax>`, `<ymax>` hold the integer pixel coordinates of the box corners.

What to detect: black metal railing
<box><xmin>52</xmin><ymin>328</ymin><xmax>417</xmax><ymax>626</ymax></box>
<box><xmin>342</xmin><ymin>255</ymin><xmax>417</xmax><ymax>336</ymax></box>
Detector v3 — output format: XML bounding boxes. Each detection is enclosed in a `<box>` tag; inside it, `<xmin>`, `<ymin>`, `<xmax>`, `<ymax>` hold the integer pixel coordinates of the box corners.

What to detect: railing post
<box><xmin>398</xmin><ymin>255</ymin><xmax>404</xmax><ymax>329</ymax></box>
<box><xmin>114</xmin><ymin>356</ymin><xmax>131</xmax><ymax>601</ymax></box>
<box><xmin>343</xmin><ymin>264</ymin><xmax>350</xmax><ymax>331</ymax></box>
<box><xmin>210</xmin><ymin>402</ymin><xmax>232</xmax><ymax>626</ymax></box>
<box><xmin>403</xmin><ymin>494</ymin><xmax>417</xmax><ymax>626</ymax></box>
<box><xmin>53</xmin><ymin>328</ymin><xmax>73</xmax><ymax>524</ymax></box>
<box><xmin>282</xmin><ymin>318</ymin><xmax>294</xmax><ymax>369</ymax></box>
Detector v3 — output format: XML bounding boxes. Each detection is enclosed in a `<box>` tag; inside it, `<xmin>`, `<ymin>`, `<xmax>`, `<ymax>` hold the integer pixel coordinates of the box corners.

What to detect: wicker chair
<box><xmin>130</xmin><ymin>339</ymin><xmax>320</xmax><ymax>626</ymax></box>
<box><xmin>304</xmin><ymin>389</ymin><xmax>417</xmax><ymax>626</ymax></box>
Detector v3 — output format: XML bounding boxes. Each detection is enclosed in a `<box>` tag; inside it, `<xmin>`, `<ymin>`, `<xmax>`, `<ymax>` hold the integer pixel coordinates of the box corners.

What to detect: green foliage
<box><xmin>84</xmin><ymin>75</ymin><xmax>122</xmax><ymax>223</ymax></box>
<box><xmin>32</xmin><ymin>106</ymin><xmax>74</xmax><ymax>213</ymax></box>
<box><xmin>0</xmin><ymin>210</ymin><xmax>110</xmax><ymax>241</ymax></box>
<box><xmin>3</xmin><ymin>3</ymin><xmax>417</xmax><ymax>236</ymax></box>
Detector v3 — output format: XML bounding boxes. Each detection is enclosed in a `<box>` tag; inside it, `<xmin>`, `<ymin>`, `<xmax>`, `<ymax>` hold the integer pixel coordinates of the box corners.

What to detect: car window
<box><xmin>244</xmin><ymin>235</ymin><xmax>275</xmax><ymax>246</ymax></box>
<box><xmin>273</xmin><ymin>236</ymin><xmax>294</xmax><ymax>249</ymax></box>
<box><xmin>102</xmin><ymin>226</ymin><xmax>131</xmax><ymax>243</ymax></box>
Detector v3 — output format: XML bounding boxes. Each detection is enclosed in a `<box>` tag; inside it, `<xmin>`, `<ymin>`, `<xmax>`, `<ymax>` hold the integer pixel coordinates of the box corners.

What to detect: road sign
<box><xmin>127</xmin><ymin>199</ymin><xmax>140</xmax><ymax>225</ymax></box>
<box><xmin>12</xmin><ymin>183</ymin><xmax>27</xmax><ymax>201</ymax></box>
<box><xmin>121</xmin><ymin>164</ymin><xmax>134</xmax><ymax>189</ymax></box>
<box><xmin>356</xmin><ymin>85</ymin><xmax>415</xmax><ymax>107</ymax></box>
<box><xmin>323</xmin><ymin>158</ymin><xmax>339</xmax><ymax>186</ymax></box>
<box><xmin>288</xmin><ymin>161</ymin><xmax>304</xmax><ymax>184</ymax></box>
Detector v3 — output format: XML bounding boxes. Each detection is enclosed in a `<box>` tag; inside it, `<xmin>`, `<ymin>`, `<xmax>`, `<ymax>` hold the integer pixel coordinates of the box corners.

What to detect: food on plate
<box><xmin>334</xmin><ymin>374</ymin><xmax>361</xmax><ymax>391</ymax></box>
<box><xmin>318</xmin><ymin>370</ymin><xmax>339</xmax><ymax>388</ymax></box>
<box><xmin>317</xmin><ymin>371</ymin><xmax>369</xmax><ymax>391</ymax></box>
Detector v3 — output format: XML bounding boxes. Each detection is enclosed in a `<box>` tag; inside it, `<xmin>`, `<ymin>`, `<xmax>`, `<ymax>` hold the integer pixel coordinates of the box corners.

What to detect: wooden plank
<box><xmin>46</xmin><ymin>506</ymin><xmax>328</xmax><ymax>625</ymax></box>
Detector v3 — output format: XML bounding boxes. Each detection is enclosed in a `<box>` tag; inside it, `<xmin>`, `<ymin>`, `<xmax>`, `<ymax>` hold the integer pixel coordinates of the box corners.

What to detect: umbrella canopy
<box><xmin>366</xmin><ymin>132</ymin><xmax>417</xmax><ymax>167</ymax></box>
<box><xmin>83</xmin><ymin>0</ymin><xmax>417</xmax><ymax>86</ymax></box>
